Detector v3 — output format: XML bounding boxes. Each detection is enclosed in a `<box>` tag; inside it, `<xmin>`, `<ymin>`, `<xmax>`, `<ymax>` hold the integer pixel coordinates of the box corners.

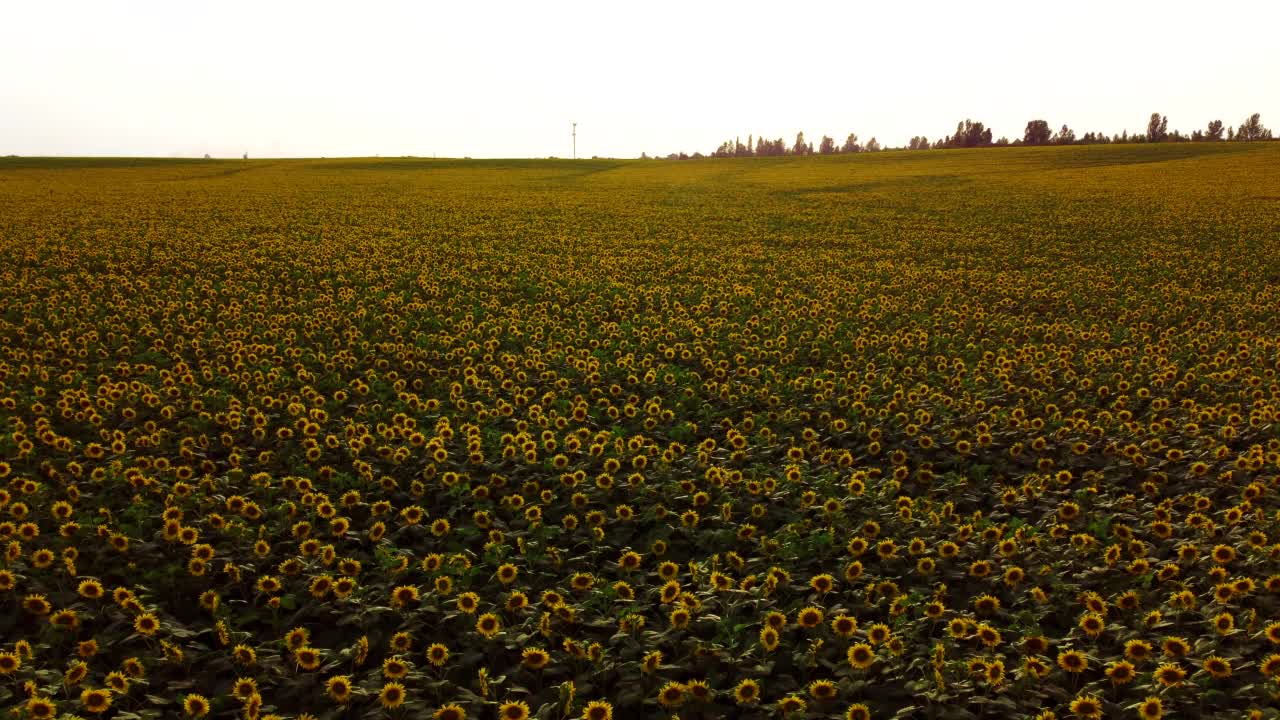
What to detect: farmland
<box><xmin>1</xmin><ymin>142</ymin><xmax>1279</xmax><ymax>720</ymax></box>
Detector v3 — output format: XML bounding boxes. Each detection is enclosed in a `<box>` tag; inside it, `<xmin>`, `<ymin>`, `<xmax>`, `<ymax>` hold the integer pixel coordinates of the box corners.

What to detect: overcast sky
<box><xmin>3</xmin><ymin>0</ymin><xmax>1277</xmax><ymax>158</ymax></box>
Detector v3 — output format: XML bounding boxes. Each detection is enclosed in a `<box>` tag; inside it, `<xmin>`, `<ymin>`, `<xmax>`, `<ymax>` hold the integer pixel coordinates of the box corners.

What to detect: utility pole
<box><xmin>572</xmin><ymin>122</ymin><xmax>577</xmax><ymax>160</ymax></box>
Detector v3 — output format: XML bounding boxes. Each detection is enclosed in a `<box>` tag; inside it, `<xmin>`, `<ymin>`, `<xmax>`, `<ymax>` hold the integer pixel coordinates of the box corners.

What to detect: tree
<box><xmin>1024</xmin><ymin>120</ymin><xmax>1052</xmax><ymax>146</ymax></box>
<box><xmin>1237</xmin><ymin>113</ymin><xmax>1271</xmax><ymax>141</ymax></box>
<box><xmin>819</xmin><ymin>136</ymin><xmax>836</xmax><ymax>155</ymax></box>
<box><xmin>1053</xmin><ymin>124</ymin><xmax>1076</xmax><ymax>145</ymax></box>
<box><xmin>1206</xmin><ymin>120</ymin><xmax>1224</xmax><ymax>141</ymax></box>
<box><xmin>841</xmin><ymin>133</ymin><xmax>861</xmax><ymax>153</ymax></box>
<box><xmin>865</xmin><ymin>137</ymin><xmax>881</xmax><ymax>152</ymax></box>
<box><xmin>944</xmin><ymin>119</ymin><xmax>993</xmax><ymax>148</ymax></box>
<box><xmin>907</xmin><ymin>136</ymin><xmax>929</xmax><ymax>150</ymax></box>
<box><xmin>792</xmin><ymin>132</ymin><xmax>807</xmax><ymax>155</ymax></box>
<box><xmin>1147</xmin><ymin>113</ymin><xmax>1168</xmax><ymax>143</ymax></box>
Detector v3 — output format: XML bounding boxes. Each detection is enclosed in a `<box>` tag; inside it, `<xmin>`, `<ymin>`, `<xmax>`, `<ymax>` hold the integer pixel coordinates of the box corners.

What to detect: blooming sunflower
<box><xmin>498</xmin><ymin>701</ymin><xmax>530</xmax><ymax>720</ymax></box>
<box><xmin>433</xmin><ymin>704</ymin><xmax>465</xmax><ymax>720</ymax></box>
<box><xmin>778</xmin><ymin>695</ymin><xmax>807</xmax><ymax>715</ymax></box>
<box><xmin>522</xmin><ymin>647</ymin><xmax>550</xmax><ymax>670</ymax></box>
<box><xmin>1057</xmin><ymin>650</ymin><xmax>1088</xmax><ymax>674</ymax></box>
<box><xmin>848</xmin><ymin>643</ymin><xmax>876</xmax><ymax>670</ymax></box>
<box><xmin>1105</xmin><ymin>660</ymin><xmax>1135</xmax><ymax>684</ymax></box>
<box><xmin>183</xmin><ymin>694</ymin><xmax>210</xmax><ymax>717</ymax></box>
<box><xmin>846</xmin><ymin>704</ymin><xmax>872</xmax><ymax>720</ymax></box>
<box><xmin>476</xmin><ymin>613</ymin><xmax>501</xmax><ymax>638</ymax></box>
<box><xmin>1137</xmin><ymin>696</ymin><xmax>1162</xmax><ymax>720</ymax></box>
<box><xmin>657</xmin><ymin>682</ymin><xmax>685</xmax><ymax>708</ymax></box>
<box><xmin>425</xmin><ymin>643</ymin><xmax>449</xmax><ymax>667</ymax></box>
<box><xmin>80</xmin><ymin>688</ymin><xmax>112</xmax><ymax>714</ymax></box>
<box><xmin>734</xmin><ymin>679</ymin><xmax>761</xmax><ymax>705</ymax></box>
<box><xmin>26</xmin><ymin>697</ymin><xmax>56</xmax><ymax>720</ymax></box>
<box><xmin>1203</xmin><ymin>655</ymin><xmax>1232</xmax><ymax>679</ymax></box>
<box><xmin>379</xmin><ymin>682</ymin><xmax>407</xmax><ymax>710</ymax></box>
<box><xmin>1154</xmin><ymin>663</ymin><xmax>1185</xmax><ymax>687</ymax></box>
<box><xmin>1068</xmin><ymin>694</ymin><xmax>1102</xmax><ymax>720</ymax></box>
<box><xmin>808</xmin><ymin>679</ymin><xmax>838</xmax><ymax>701</ymax></box>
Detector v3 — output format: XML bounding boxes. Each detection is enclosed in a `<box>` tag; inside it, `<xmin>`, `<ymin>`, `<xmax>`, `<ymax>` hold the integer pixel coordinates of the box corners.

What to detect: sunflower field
<box><xmin>1</xmin><ymin>143</ymin><xmax>1279</xmax><ymax>720</ymax></box>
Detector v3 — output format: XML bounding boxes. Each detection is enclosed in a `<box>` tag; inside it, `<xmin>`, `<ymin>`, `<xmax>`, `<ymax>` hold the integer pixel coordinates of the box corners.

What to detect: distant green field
<box><xmin>1</xmin><ymin>143</ymin><xmax>1278</xmax><ymax>720</ymax></box>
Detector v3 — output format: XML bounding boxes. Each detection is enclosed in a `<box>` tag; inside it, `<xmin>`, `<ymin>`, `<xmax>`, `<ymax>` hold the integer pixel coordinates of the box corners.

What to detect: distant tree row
<box><xmin>1012</xmin><ymin>112</ymin><xmax>1273</xmax><ymax>147</ymax></box>
<box><xmin>663</xmin><ymin>132</ymin><xmax>881</xmax><ymax>160</ymax></box>
<box><xmin>651</xmin><ymin>112</ymin><xmax>1271</xmax><ymax>158</ymax></box>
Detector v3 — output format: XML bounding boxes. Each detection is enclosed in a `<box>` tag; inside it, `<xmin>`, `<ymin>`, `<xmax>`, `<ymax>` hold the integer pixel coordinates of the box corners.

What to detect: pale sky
<box><xmin>3</xmin><ymin>0</ymin><xmax>1277</xmax><ymax>158</ymax></box>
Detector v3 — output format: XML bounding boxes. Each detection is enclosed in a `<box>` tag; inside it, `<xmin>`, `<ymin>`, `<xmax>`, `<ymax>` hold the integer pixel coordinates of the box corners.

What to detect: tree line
<box><xmin>651</xmin><ymin>112</ymin><xmax>1272</xmax><ymax>159</ymax></box>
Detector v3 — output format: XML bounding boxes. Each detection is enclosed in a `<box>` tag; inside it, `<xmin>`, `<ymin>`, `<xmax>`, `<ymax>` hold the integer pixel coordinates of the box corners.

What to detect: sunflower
<box><xmin>848</xmin><ymin>643</ymin><xmax>875</xmax><ymax>669</ymax></box>
<box><xmin>657</xmin><ymin>682</ymin><xmax>685</xmax><ymax>708</ymax></box>
<box><xmin>22</xmin><ymin>594</ymin><xmax>51</xmax><ymax>615</ymax></box>
<box><xmin>295</xmin><ymin>646</ymin><xmax>322</xmax><ymax>671</ymax></box>
<box><xmin>1118</xmin><ymin>640</ymin><xmax>1151</xmax><ymax>664</ymax></box>
<box><xmin>1211</xmin><ymin>544</ymin><xmax>1235</xmax><ymax>564</ymax></box>
<box><xmin>433</xmin><ymin>704</ymin><xmax>465</xmax><ymax>720</ymax></box>
<box><xmin>1068</xmin><ymin>694</ymin><xmax>1102</xmax><ymax>720</ymax></box>
<box><xmin>867</xmin><ymin>623</ymin><xmax>892</xmax><ymax>645</ymax></box>
<box><xmin>974</xmin><ymin>594</ymin><xmax>1001</xmax><ymax>613</ymax></box>
<box><xmin>0</xmin><ymin>652</ymin><xmax>19</xmax><ymax>675</ymax></box>
<box><xmin>1248</xmin><ymin>652</ymin><xmax>1280</xmax><ymax>681</ymax></box>
<box><xmin>522</xmin><ymin>647</ymin><xmax>550</xmax><ymax>670</ymax></box>
<box><xmin>379</xmin><ymin>682</ymin><xmax>407</xmax><ymax>710</ymax></box>
<box><xmin>760</xmin><ymin>626</ymin><xmax>780</xmax><ymax>652</ymax></box>
<box><xmin>1154</xmin><ymin>663</ymin><xmax>1185</xmax><ymax>687</ymax></box>
<box><xmin>809</xmin><ymin>679</ymin><xmax>838</xmax><ymax>701</ymax></box>
<box><xmin>778</xmin><ymin>695</ymin><xmax>807</xmax><ymax>714</ymax></box>
<box><xmin>831</xmin><ymin>614</ymin><xmax>858</xmax><ymax>638</ymax></box>
<box><xmin>1161</xmin><ymin>636</ymin><xmax>1189</xmax><ymax>657</ymax></box>
<box><xmin>1266</xmin><ymin>622</ymin><xmax>1280</xmax><ymax>645</ymax></box>
<box><xmin>382</xmin><ymin>656</ymin><xmax>410</xmax><ymax>679</ymax></box>
<box><xmin>26</xmin><ymin>697</ymin><xmax>57</xmax><ymax>720</ymax></box>
<box><xmin>391</xmin><ymin>585</ymin><xmax>420</xmax><ymax>608</ymax></box>
<box><xmin>581</xmin><ymin>700</ymin><xmax>612</xmax><ymax>720</ymax></box>
<box><xmin>1078</xmin><ymin>613</ymin><xmax>1104</xmax><ymax>638</ymax></box>
<box><xmin>499</xmin><ymin>701</ymin><xmax>530</xmax><ymax>720</ymax></box>
<box><xmin>476</xmin><ymin>613</ymin><xmax>501</xmax><ymax>638</ymax></box>
<box><xmin>232</xmin><ymin>677</ymin><xmax>257</xmax><ymax>700</ymax></box>
<box><xmin>81</xmin><ymin>688</ymin><xmax>112</xmax><ymax>714</ymax></box>
<box><xmin>65</xmin><ymin>661</ymin><xmax>88</xmax><ymax>686</ymax></box>
<box><xmin>734</xmin><ymin>679</ymin><xmax>761</xmax><ymax>705</ymax></box>
<box><xmin>122</xmin><ymin>653</ymin><xmax>146</xmax><ymax>676</ymax></box>
<box><xmin>640</xmin><ymin>649</ymin><xmax>663</xmax><ymax>674</ymax></box>
<box><xmin>1105</xmin><ymin>660</ymin><xmax>1135</xmax><ymax>684</ymax></box>
<box><xmin>284</xmin><ymin>626</ymin><xmax>310</xmax><ymax>649</ymax></box>
<box><xmin>183</xmin><ymin>694</ymin><xmax>210</xmax><ymax>717</ymax></box>
<box><xmin>797</xmin><ymin>606</ymin><xmax>824</xmax><ymax>629</ymax></box>
<box><xmin>846</xmin><ymin>704</ymin><xmax>872</xmax><ymax>720</ymax></box>
<box><xmin>1213</xmin><ymin>612</ymin><xmax>1234</xmax><ymax>635</ymax></box>
<box><xmin>669</xmin><ymin>607</ymin><xmax>691</xmax><ymax>628</ymax></box>
<box><xmin>457</xmin><ymin>592</ymin><xmax>480</xmax><ymax>614</ymax></box>
<box><xmin>1057</xmin><ymin>650</ymin><xmax>1088</xmax><ymax>673</ymax></box>
<box><xmin>1203</xmin><ymin>655</ymin><xmax>1232</xmax><ymax>679</ymax></box>
<box><xmin>426</xmin><ymin>643</ymin><xmax>450</xmax><ymax>667</ymax></box>
<box><xmin>1022</xmin><ymin>657</ymin><xmax>1051</xmax><ymax>679</ymax></box>
<box><xmin>976</xmin><ymin>623</ymin><xmax>1002</xmax><ymax>647</ymax></box>
<box><xmin>1137</xmin><ymin>696</ymin><xmax>1163</xmax><ymax>720</ymax></box>
<box><xmin>98</xmin><ymin>670</ymin><xmax>128</xmax><ymax>696</ymax></box>
<box><xmin>78</xmin><ymin>579</ymin><xmax>105</xmax><ymax>599</ymax></box>
<box><xmin>233</xmin><ymin>644</ymin><xmax>257</xmax><ymax>665</ymax></box>
<box><xmin>811</xmin><ymin>573</ymin><xmax>835</xmax><ymax>593</ymax></box>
